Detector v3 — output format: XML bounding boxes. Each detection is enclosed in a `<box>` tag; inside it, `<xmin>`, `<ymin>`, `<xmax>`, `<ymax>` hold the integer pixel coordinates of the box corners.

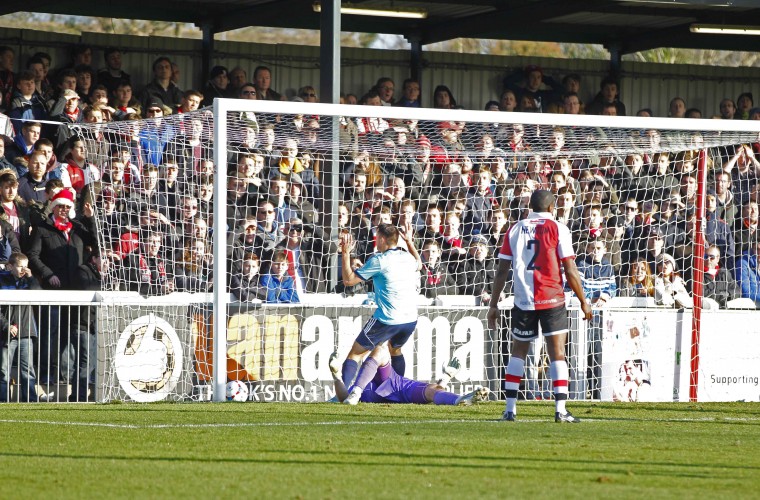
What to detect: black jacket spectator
<box><xmin>17</xmin><ymin>174</ymin><xmax>47</xmax><ymax>205</ymax></box>
<box><xmin>455</xmin><ymin>244</ymin><xmax>495</xmax><ymax>297</ymax></box>
<box><xmin>27</xmin><ymin>215</ymin><xmax>97</xmax><ymax>290</ymax></box>
<box><xmin>0</xmin><ymin>270</ymin><xmax>40</xmax><ymax>339</ymax></box>
<box><xmin>420</xmin><ymin>261</ymin><xmax>457</xmax><ymax>299</ymax></box>
<box><xmin>0</xmin><ymin>219</ymin><xmax>21</xmax><ymax>262</ymax></box>
<box><xmin>230</xmin><ymin>273</ymin><xmax>266</xmax><ymax>302</ymax></box>
<box><xmin>122</xmin><ymin>252</ymin><xmax>171</xmax><ymax>296</ymax></box>
<box><xmin>704</xmin><ymin>267</ymin><xmax>740</xmax><ymax>308</ymax></box>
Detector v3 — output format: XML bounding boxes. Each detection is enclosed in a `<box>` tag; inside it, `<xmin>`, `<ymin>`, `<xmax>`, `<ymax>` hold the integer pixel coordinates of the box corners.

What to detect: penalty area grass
<box><xmin>0</xmin><ymin>402</ymin><xmax>759</xmax><ymax>499</ymax></box>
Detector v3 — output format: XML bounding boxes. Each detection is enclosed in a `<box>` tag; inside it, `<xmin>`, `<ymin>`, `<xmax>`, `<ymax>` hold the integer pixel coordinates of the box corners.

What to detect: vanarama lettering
<box><xmin>224</xmin><ymin>309</ymin><xmax>490</xmax><ymax>401</ymax></box>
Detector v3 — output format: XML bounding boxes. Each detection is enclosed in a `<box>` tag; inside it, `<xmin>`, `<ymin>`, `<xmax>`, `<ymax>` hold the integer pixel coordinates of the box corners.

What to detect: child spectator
<box><xmin>230</xmin><ymin>252</ymin><xmax>265</xmax><ymax>302</ymax></box>
<box><xmin>260</xmin><ymin>250</ymin><xmax>299</xmax><ymax>303</ymax></box>
<box><xmin>0</xmin><ymin>252</ymin><xmax>41</xmax><ymax>402</ymax></box>
<box><xmin>736</xmin><ymin>92</ymin><xmax>753</xmax><ymax>120</ymax></box>
<box><xmin>419</xmin><ymin>240</ymin><xmax>457</xmax><ymax>299</ymax></box>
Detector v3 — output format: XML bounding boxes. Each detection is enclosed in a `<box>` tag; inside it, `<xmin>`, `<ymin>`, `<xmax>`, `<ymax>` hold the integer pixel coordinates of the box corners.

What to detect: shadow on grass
<box><xmin>0</xmin><ymin>449</ymin><xmax>753</xmax><ymax>480</ymax></box>
<box><xmin>580</xmin><ymin>402</ymin><xmax>760</xmax><ymax>416</ymax></box>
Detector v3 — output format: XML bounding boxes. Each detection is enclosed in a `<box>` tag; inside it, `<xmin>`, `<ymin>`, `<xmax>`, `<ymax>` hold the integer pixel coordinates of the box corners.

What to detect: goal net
<box><xmin>57</xmin><ymin>99</ymin><xmax>760</xmax><ymax>403</ymax></box>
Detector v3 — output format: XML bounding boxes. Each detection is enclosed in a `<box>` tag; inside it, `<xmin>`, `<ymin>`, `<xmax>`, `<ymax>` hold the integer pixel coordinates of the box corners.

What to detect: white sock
<box><xmin>504</xmin><ymin>357</ymin><xmax>525</xmax><ymax>415</ymax></box>
<box><xmin>550</xmin><ymin>360</ymin><xmax>569</xmax><ymax>414</ymax></box>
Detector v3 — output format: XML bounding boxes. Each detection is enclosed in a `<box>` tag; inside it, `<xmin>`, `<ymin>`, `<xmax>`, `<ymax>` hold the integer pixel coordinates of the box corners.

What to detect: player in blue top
<box><xmin>329</xmin><ymin>344</ymin><xmax>489</xmax><ymax>406</ymax></box>
<box><xmin>338</xmin><ymin>221</ymin><xmax>422</xmax><ymax>404</ymax></box>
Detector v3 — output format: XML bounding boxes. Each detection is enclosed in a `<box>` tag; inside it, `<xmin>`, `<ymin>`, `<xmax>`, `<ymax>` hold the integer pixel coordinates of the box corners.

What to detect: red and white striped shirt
<box><xmin>499</xmin><ymin>212</ymin><xmax>574</xmax><ymax>311</ymax></box>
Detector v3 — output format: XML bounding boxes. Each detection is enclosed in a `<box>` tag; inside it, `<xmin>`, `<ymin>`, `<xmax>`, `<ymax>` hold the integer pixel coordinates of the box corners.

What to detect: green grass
<box><xmin>1</xmin><ymin>402</ymin><xmax>759</xmax><ymax>499</ymax></box>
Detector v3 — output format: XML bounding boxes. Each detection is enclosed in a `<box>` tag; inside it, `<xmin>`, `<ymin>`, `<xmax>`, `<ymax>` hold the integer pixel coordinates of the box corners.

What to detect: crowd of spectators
<box><xmin>0</xmin><ymin>45</ymin><xmax>757</xmax><ymax>308</ymax></box>
<box><xmin>0</xmin><ymin>42</ymin><xmax>758</xmax><ymax>401</ymax></box>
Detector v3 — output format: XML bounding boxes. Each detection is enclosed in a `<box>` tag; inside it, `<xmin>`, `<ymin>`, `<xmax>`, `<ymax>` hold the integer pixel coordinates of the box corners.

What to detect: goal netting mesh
<box><xmin>51</xmin><ymin>100</ymin><xmax>760</xmax><ymax>403</ymax></box>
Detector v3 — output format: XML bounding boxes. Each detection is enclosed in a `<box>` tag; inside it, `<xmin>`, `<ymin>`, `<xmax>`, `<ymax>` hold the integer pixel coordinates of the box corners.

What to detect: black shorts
<box><xmin>511</xmin><ymin>305</ymin><xmax>568</xmax><ymax>341</ymax></box>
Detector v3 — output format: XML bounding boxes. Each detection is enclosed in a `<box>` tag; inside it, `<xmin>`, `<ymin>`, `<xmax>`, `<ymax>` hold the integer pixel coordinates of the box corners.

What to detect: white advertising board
<box><xmin>697</xmin><ymin>313</ymin><xmax>760</xmax><ymax>402</ymax></box>
<box><xmin>600</xmin><ymin>310</ymin><xmax>691</xmax><ymax>402</ymax></box>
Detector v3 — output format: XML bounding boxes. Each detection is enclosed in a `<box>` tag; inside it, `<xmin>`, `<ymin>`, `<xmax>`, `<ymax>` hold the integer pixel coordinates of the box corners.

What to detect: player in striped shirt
<box><xmin>487</xmin><ymin>190</ymin><xmax>592</xmax><ymax>423</ymax></box>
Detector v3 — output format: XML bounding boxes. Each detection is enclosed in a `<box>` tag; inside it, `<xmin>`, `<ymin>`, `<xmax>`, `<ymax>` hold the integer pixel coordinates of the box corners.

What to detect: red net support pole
<box><xmin>689</xmin><ymin>149</ymin><xmax>708</xmax><ymax>402</ymax></box>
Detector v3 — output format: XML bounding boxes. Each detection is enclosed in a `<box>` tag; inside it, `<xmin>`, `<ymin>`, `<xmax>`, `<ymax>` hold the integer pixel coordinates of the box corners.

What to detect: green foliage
<box><xmin>626</xmin><ymin>47</ymin><xmax>760</xmax><ymax>66</ymax></box>
<box><xmin>0</xmin><ymin>402</ymin><xmax>758</xmax><ymax>497</ymax></box>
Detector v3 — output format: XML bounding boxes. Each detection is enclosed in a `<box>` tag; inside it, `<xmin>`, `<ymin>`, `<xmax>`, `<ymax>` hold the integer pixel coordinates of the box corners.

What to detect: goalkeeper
<box><xmin>329</xmin><ymin>344</ymin><xmax>489</xmax><ymax>406</ymax></box>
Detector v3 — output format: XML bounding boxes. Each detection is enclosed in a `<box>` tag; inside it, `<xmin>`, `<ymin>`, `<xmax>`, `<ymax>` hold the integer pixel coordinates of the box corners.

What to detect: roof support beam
<box><xmin>212</xmin><ymin>0</ymin><xmax>315</xmax><ymax>33</ymax></box>
<box><xmin>607</xmin><ymin>42</ymin><xmax>622</xmax><ymax>81</ymax></box>
<box><xmin>622</xmin><ymin>26</ymin><xmax>760</xmax><ymax>54</ymax></box>
<box><xmin>318</xmin><ymin>0</ymin><xmax>341</xmax><ymax>290</ymax></box>
<box><xmin>200</xmin><ymin>23</ymin><xmax>214</xmax><ymax>92</ymax></box>
<box><xmin>32</xmin><ymin>0</ymin><xmax>200</xmax><ymax>23</ymax></box>
<box><xmin>0</xmin><ymin>1</ymin><xmax>51</xmax><ymax>15</ymax></box>
<box><xmin>417</xmin><ymin>0</ymin><xmax>608</xmax><ymax>45</ymax></box>
<box><xmin>409</xmin><ymin>36</ymin><xmax>424</xmax><ymax>103</ymax></box>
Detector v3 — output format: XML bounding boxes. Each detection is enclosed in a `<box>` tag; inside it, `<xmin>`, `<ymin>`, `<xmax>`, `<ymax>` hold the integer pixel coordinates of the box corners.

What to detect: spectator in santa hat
<box><xmin>25</xmin><ymin>187</ymin><xmax>97</xmax><ymax>388</ymax></box>
<box><xmin>27</xmin><ymin>188</ymin><xmax>97</xmax><ymax>290</ymax></box>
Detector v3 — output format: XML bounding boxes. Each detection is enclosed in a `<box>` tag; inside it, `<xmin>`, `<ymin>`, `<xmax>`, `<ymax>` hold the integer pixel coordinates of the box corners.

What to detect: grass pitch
<box><xmin>1</xmin><ymin>402</ymin><xmax>759</xmax><ymax>499</ymax></box>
